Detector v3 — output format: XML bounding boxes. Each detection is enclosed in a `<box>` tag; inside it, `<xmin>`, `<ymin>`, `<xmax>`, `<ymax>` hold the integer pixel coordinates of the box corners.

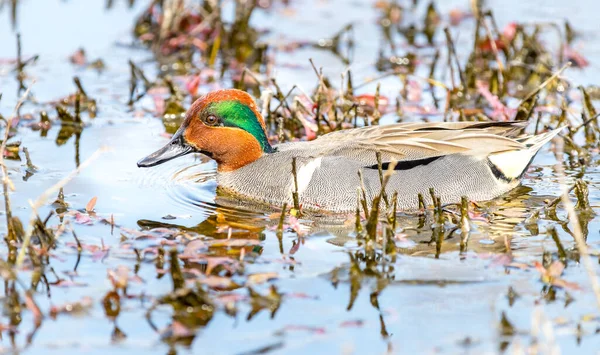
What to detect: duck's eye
<box><xmin>203</xmin><ymin>114</ymin><xmax>219</xmax><ymax>126</ymax></box>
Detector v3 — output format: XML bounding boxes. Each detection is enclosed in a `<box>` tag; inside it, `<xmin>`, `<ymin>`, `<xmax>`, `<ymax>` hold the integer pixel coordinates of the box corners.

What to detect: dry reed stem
<box><xmin>555</xmin><ymin>145</ymin><xmax>600</xmax><ymax>311</ymax></box>
<box><xmin>520</xmin><ymin>62</ymin><xmax>571</xmax><ymax>105</ymax></box>
<box><xmin>1</xmin><ymin>84</ymin><xmax>33</xmax><ymax>243</ymax></box>
<box><xmin>481</xmin><ymin>17</ymin><xmax>505</xmax><ymax>89</ymax></box>
<box><xmin>1</xmin><ymin>83</ymin><xmax>33</xmax><ymax>164</ymax></box>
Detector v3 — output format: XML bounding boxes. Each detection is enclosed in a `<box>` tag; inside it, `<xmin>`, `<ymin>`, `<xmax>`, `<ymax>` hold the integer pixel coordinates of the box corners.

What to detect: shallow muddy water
<box><xmin>1</xmin><ymin>0</ymin><xmax>600</xmax><ymax>354</ymax></box>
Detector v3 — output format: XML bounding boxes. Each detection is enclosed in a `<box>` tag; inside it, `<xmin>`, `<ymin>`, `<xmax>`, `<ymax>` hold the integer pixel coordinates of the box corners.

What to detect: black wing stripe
<box><xmin>366</xmin><ymin>155</ymin><xmax>442</xmax><ymax>171</ymax></box>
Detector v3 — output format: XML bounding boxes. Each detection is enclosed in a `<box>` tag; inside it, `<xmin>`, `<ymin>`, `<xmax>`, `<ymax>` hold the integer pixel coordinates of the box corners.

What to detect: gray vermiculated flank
<box><xmin>217</xmin><ymin>146</ymin><xmax>518</xmax><ymax>212</ymax></box>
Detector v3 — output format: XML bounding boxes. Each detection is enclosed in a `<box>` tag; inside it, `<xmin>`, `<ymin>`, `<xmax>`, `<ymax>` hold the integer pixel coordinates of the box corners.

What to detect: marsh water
<box><xmin>0</xmin><ymin>0</ymin><xmax>600</xmax><ymax>354</ymax></box>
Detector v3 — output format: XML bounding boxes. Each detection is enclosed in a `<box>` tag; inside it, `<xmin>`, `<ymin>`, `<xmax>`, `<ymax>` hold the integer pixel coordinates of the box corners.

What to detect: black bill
<box><xmin>137</xmin><ymin>131</ymin><xmax>195</xmax><ymax>168</ymax></box>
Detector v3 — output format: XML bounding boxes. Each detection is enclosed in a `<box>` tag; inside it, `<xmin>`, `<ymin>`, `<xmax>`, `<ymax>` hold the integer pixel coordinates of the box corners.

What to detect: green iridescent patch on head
<box><xmin>206</xmin><ymin>100</ymin><xmax>273</xmax><ymax>153</ymax></box>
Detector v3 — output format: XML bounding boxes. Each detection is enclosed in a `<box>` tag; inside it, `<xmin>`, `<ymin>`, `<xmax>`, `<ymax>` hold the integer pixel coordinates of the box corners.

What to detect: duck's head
<box><xmin>137</xmin><ymin>89</ymin><xmax>273</xmax><ymax>172</ymax></box>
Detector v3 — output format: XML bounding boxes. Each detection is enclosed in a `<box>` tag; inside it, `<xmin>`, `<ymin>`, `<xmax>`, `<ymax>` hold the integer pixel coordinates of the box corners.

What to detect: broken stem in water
<box><xmin>365</xmin><ymin>159</ymin><xmax>397</xmax><ymax>240</ymax></box>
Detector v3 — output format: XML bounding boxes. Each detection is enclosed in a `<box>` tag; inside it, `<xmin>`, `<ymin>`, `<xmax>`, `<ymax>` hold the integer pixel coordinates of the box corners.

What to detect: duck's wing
<box><xmin>303</xmin><ymin>121</ymin><xmax>530</xmax><ymax>164</ymax></box>
<box><xmin>365</xmin><ymin>121</ymin><xmax>527</xmax><ymax>136</ymax></box>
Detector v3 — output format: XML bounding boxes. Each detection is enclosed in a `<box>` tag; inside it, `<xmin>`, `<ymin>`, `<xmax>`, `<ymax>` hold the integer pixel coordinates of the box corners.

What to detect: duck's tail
<box><xmin>487</xmin><ymin>126</ymin><xmax>565</xmax><ymax>181</ymax></box>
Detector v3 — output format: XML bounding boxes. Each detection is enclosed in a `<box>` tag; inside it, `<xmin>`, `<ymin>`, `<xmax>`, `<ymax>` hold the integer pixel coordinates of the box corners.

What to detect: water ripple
<box><xmin>137</xmin><ymin>156</ymin><xmax>270</xmax><ymax>222</ymax></box>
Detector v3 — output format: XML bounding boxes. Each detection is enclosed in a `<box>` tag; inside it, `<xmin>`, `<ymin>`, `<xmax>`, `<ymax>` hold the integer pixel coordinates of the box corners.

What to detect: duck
<box><xmin>137</xmin><ymin>89</ymin><xmax>563</xmax><ymax>213</ymax></box>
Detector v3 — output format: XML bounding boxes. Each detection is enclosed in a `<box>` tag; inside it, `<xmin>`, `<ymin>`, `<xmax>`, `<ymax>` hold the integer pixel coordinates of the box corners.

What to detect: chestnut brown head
<box><xmin>137</xmin><ymin>89</ymin><xmax>272</xmax><ymax>172</ymax></box>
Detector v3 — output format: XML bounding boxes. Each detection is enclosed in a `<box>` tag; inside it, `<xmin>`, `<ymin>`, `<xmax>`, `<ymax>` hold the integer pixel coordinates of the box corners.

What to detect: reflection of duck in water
<box><xmin>138</xmin><ymin>210</ymin><xmax>266</xmax><ymax>277</ymax></box>
<box><xmin>138</xmin><ymin>89</ymin><xmax>563</xmax><ymax>213</ymax></box>
<box><xmin>138</xmin><ymin>181</ymin><xmax>550</xmax><ymax>259</ymax></box>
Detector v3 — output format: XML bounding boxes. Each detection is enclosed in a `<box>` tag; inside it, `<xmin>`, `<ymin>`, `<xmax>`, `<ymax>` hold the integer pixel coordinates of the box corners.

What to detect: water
<box><xmin>0</xmin><ymin>0</ymin><xmax>599</xmax><ymax>354</ymax></box>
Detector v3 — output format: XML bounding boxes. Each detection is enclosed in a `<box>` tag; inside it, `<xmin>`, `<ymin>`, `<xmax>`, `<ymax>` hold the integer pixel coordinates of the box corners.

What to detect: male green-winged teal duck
<box><xmin>137</xmin><ymin>89</ymin><xmax>563</xmax><ymax>212</ymax></box>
